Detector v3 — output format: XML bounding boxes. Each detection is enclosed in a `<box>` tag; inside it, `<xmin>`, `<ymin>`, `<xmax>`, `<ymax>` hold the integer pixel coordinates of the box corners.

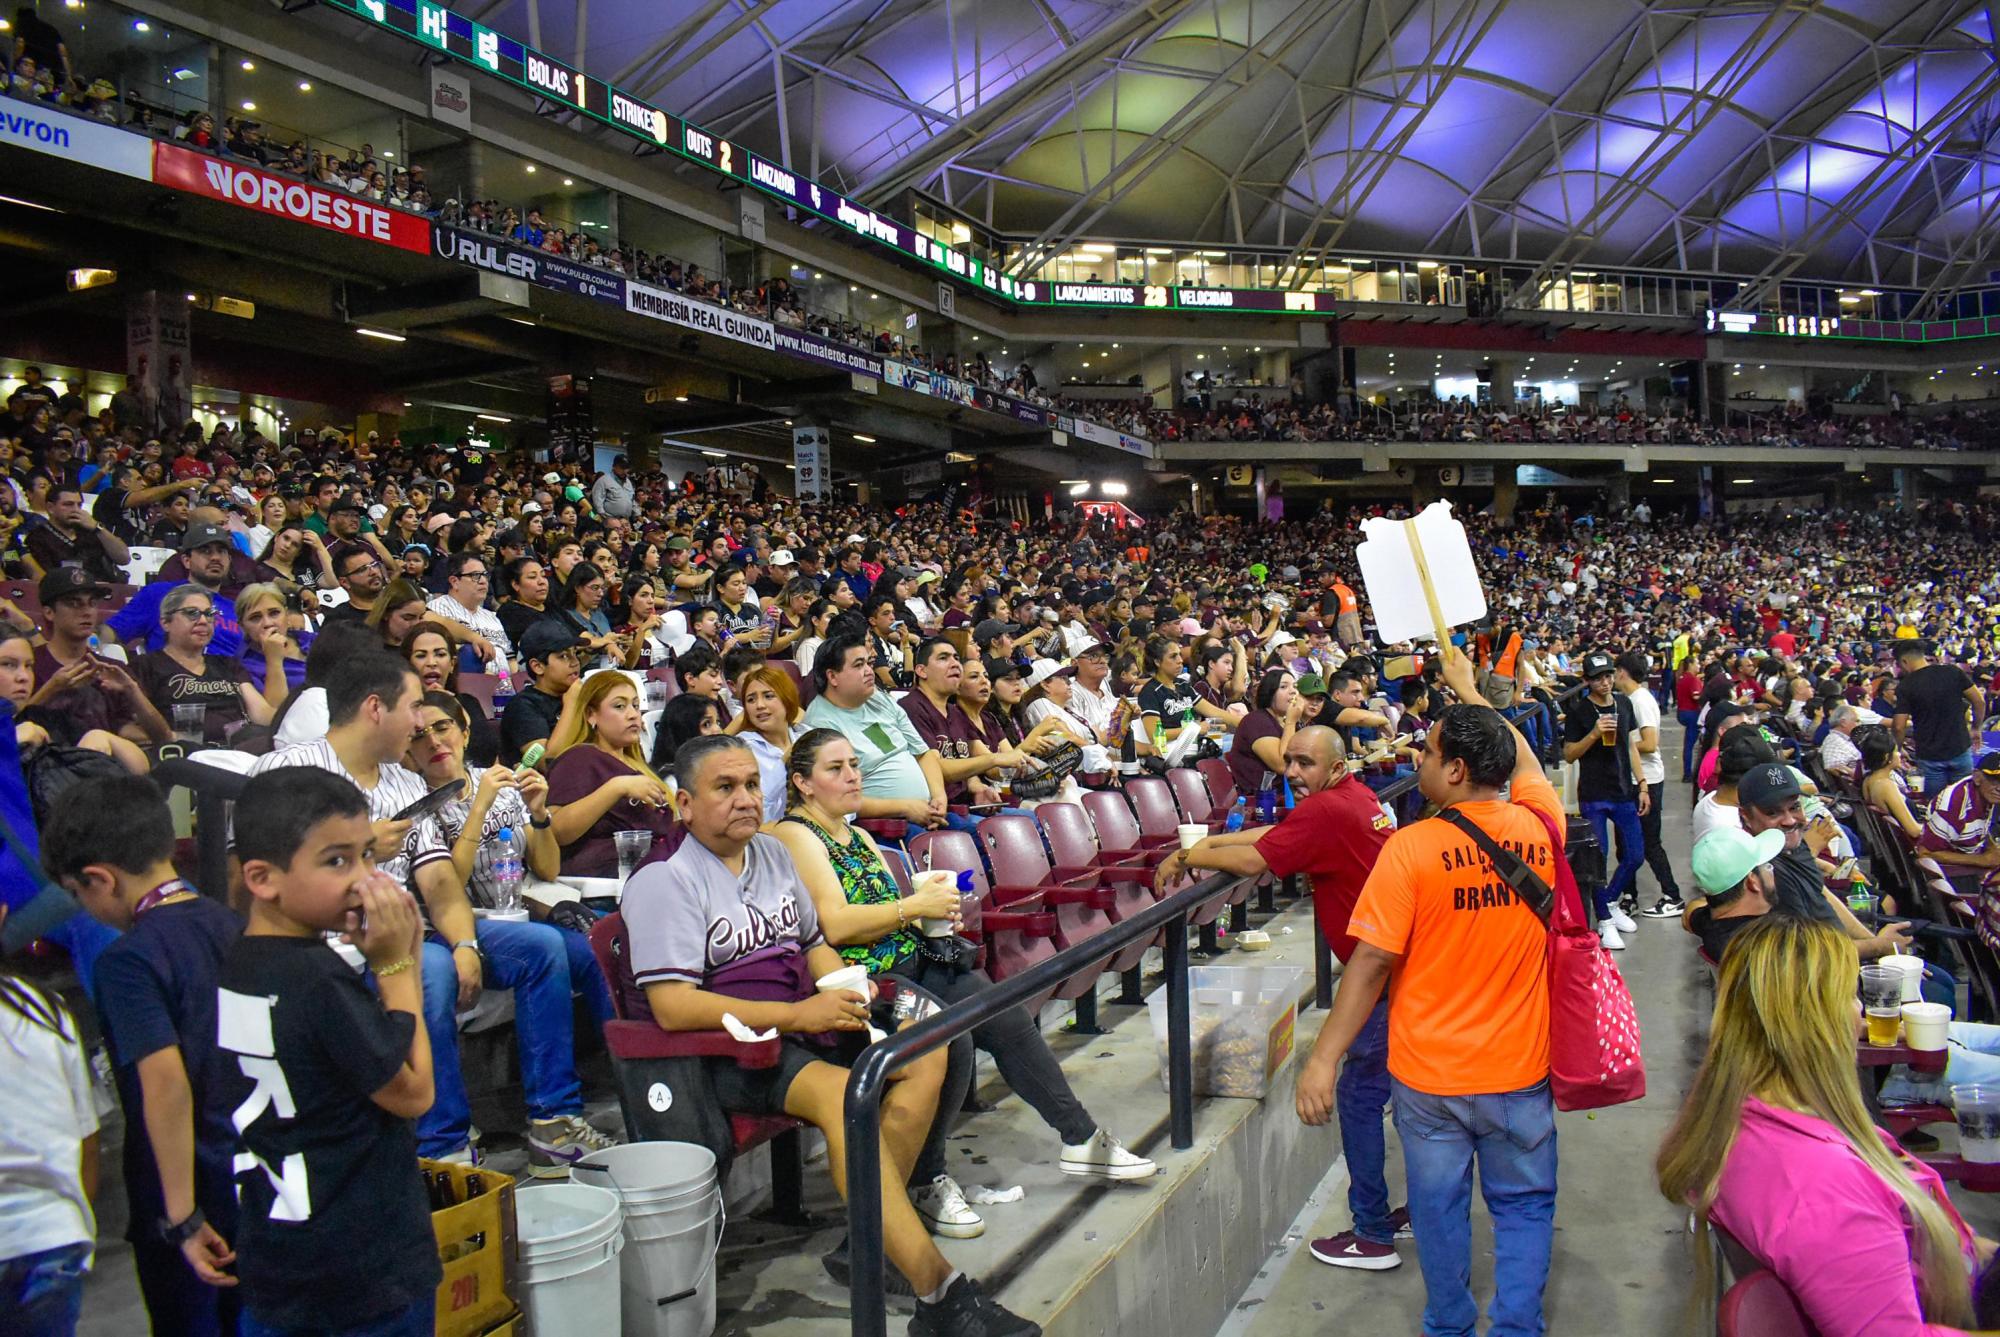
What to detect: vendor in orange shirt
<box><xmin>1297</xmin><ymin>646</ymin><xmax>1559</xmax><ymax>1337</ymax></box>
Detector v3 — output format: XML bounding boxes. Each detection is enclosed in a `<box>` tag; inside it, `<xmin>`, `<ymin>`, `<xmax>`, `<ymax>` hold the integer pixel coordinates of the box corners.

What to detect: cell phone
<box><xmin>392</xmin><ymin>778</ymin><xmax>465</xmax><ymax>823</ymax></box>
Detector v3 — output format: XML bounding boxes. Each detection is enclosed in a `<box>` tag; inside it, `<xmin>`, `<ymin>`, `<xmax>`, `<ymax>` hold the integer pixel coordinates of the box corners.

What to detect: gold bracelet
<box><xmin>374</xmin><ymin>956</ymin><xmax>416</xmax><ymax>978</ymax></box>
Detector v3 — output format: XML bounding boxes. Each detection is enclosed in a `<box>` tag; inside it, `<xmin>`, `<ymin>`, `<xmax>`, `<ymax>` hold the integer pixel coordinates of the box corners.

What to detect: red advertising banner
<box><xmin>152</xmin><ymin>142</ymin><xmax>431</xmax><ymax>254</ymax></box>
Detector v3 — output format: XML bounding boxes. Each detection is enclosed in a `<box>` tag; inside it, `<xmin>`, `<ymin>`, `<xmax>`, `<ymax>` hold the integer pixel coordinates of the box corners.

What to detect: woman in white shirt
<box><xmin>791</xmin><ymin>598</ymin><xmax>835</xmax><ymax>677</ymax></box>
<box><xmin>734</xmin><ymin>666</ymin><xmax>808</xmax><ymax>822</ymax></box>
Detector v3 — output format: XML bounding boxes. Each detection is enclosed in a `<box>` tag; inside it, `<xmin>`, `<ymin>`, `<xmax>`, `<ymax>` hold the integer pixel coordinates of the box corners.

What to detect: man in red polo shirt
<box><xmin>1155</xmin><ymin>724</ymin><xmax>1404</xmax><ymax>1270</ymax></box>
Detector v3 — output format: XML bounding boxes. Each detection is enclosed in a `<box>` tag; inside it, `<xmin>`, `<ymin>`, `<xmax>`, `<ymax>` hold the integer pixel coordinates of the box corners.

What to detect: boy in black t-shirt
<box><xmin>43</xmin><ymin>775</ymin><xmax>244</xmax><ymax>1337</ymax></box>
<box><xmin>221</xmin><ymin>769</ymin><xmax>441</xmax><ymax>1337</ymax></box>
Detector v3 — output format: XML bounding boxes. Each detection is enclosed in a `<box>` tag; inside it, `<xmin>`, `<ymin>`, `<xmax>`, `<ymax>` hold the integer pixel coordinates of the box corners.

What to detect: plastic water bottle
<box><xmin>489</xmin><ymin>826</ymin><xmax>525</xmax><ymax>916</ymax></box>
<box><xmin>1224</xmin><ymin>798</ymin><xmax>1247</xmax><ymax>833</ymax></box>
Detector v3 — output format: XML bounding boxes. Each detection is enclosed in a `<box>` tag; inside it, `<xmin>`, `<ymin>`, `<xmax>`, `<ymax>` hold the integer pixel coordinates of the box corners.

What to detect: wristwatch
<box><xmin>451</xmin><ymin>939</ymin><xmax>480</xmax><ymax>957</ymax></box>
<box><xmin>528</xmin><ymin>813</ymin><xmax>552</xmax><ymax>829</ymax></box>
<box><xmin>159</xmin><ymin>1207</ymin><xmax>206</xmax><ymax>1246</ymax></box>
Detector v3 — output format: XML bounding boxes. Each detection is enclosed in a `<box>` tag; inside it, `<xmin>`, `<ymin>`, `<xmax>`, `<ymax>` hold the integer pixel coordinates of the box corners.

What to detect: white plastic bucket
<box><xmin>574</xmin><ymin>1143</ymin><xmax>723</xmax><ymax>1337</ymax></box>
<box><xmin>517</xmin><ymin>1182</ymin><xmax>625</xmax><ymax>1337</ymax></box>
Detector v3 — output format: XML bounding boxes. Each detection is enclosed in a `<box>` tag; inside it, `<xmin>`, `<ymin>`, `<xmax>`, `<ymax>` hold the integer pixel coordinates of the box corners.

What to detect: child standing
<box><xmin>0</xmin><ymin>905</ymin><xmax>101</xmax><ymax>1337</ymax></box>
<box><xmin>43</xmin><ymin>775</ymin><xmax>244</xmax><ymax>1336</ymax></box>
<box><xmin>222</xmin><ymin>768</ymin><xmax>441</xmax><ymax>1337</ymax></box>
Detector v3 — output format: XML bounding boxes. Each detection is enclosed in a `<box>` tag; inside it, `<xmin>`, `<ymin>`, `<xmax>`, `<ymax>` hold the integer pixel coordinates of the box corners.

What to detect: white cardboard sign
<box><xmin>1355</xmin><ymin>501</ymin><xmax>1487</xmax><ymax>646</ymax></box>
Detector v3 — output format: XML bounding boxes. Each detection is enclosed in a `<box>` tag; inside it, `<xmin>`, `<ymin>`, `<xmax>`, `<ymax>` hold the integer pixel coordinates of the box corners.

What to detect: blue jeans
<box><xmin>1579</xmin><ymin>799</ymin><xmax>1644</xmax><ymax>918</ymax></box>
<box><xmin>1920</xmin><ymin>751</ymin><xmax>1975</xmax><ymax>798</ymax></box>
<box><xmin>0</xmin><ymin>1241</ymin><xmax>90</xmax><ymax>1337</ymax></box>
<box><xmin>1676</xmin><ymin>709</ymin><xmax>1701</xmax><ymax>781</ymax></box>
<box><xmin>414</xmin><ymin>917</ymin><xmax>593</xmax><ymax>1157</ymax></box>
<box><xmin>242</xmin><ymin>1294</ymin><xmax>432</xmax><ymax>1337</ymax></box>
<box><xmin>1392</xmin><ymin>1077</ymin><xmax>1558</xmax><ymax>1337</ymax></box>
<box><xmin>1339</xmin><ymin>999</ymin><xmax>1395</xmax><ymax>1243</ymax></box>
<box><xmin>1883</xmin><ymin>1021</ymin><xmax>2000</xmax><ymax>1105</ymax></box>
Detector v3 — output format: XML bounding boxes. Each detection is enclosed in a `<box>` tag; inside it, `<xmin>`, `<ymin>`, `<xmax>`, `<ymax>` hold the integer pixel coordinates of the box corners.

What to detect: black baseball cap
<box><xmin>983</xmin><ymin>656</ymin><xmax>1026</xmax><ymax>682</ymax></box>
<box><xmin>179</xmin><ymin>522</ymin><xmax>234</xmax><ymax>554</ymax></box>
<box><xmin>973</xmin><ymin>618</ymin><xmax>1019</xmax><ymax>647</ymax></box>
<box><xmin>1581</xmin><ymin>651</ymin><xmax>1616</xmax><ymax>678</ymax></box>
<box><xmin>39</xmin><ymin>566</ymin><xmax>108</xmax><ymax>603</ymax></box>
<box><xmin>1738</xmin><ymin>763</ymin><xmax>1803</xmax><ymax>811</ymax></box>
<box><xmin>519</xmin><ymin>621</ymin><xmax>586</xmax><ymax>665</ymax></box>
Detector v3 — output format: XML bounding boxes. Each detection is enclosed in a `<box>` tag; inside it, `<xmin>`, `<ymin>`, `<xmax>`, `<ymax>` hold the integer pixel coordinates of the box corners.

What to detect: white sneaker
<box><xmin>1060</xmin><ymin>1128</ymin><xmax>1157</xmax><ymax>1181</ymax></box>
<box><xmin>1599</xmin><ymin>923</ymin><xmax>1627</xmax><ymax>951</ymax></box>
<box><xmin>1611</xmin><ymin>909</ymin><xmax>1639</xmax><ymax>934</ymax></box>
<box><xmin>912</xmin><ymin>1174</ymin><xmax>985</xmax><ymax>1239</ymax></box>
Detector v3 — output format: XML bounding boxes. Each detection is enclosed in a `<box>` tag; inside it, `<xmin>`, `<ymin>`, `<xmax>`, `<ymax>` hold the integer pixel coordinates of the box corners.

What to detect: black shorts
<box><xmin>706</xmin><ymin>1029</ymin><xmax>869</xmax><ymax>1116</ymax></box>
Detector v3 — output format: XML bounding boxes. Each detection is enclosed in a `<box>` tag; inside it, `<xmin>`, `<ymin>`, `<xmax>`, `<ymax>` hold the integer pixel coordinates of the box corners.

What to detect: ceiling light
<box><xmin>240</xmin><ymin>101</ymin><xmax>255</xmax><ymax>111</ymax></box>
<box><xmin>475</xmin><ymin>413</ymin><xmax>511</xmax><ymax>423</ymax></box>
<box><xmin>382</xmin><ymin>151</ymin><xmax>395</xmax><ymax>159</ymax></box>
<box><xmin>355</xmin><ymin>327</ymin><xmax>405</xmax><ymax>342</ymax></box>
<box><xmin>563</xmin><ymin>178</ymin><xmax>573</xmax><ymax>186</ymax></box>
<box><xmin>1731</xmin><ymin>477</ymin><xmax>1754</xmax><ymax>484</ymax></box>
<box><xmin>525</xmin><ymin>165</ymin><xmax>536</xmax><ymax>174</ymax></box>
<box><xmin>240</xmin><ymin>59</ymin><xmax>254</xmax><ymax>71</ymax></box>
<box><xmin>1651</xmin><ymin>477</ymin><xmax>1675</xmax><ymax>483</ymax></box>
<box><xmin>1067</xmin><ymin>482</ymin><xmax>1090</xmax><ymax>496</ymax></box>
<box><xmin>849</xmin><ymin>285</ymin><xmax>858</xmax><ymax>292</ymax></box>
<box><xmin>1101</xmin><ymin>481</ymin><xmax>1129</xmax><ymax>497</ymax></box>
<box><xmin>853</xmin><ymin>433</ymin><xmax>876</xmax><ymax>443</ymax></box>
<box><xmin>402</xmin><ymin>401</ymin><xmax>412</xmax><ymax>407</ymax></box>
<box><xmin>673</xmin><ymin>395</ymin><xmax>688</xmax><ymax>402</ymax></box>
<box><xmin>185</xmin><ymin>292</ymin><xmax>198</xmax><ymax>302</ymax></box>
<box><xmin>701</xmin><ymin>449</ymin><xmax>728</xmax><ymax>458</ymax></box>
<box><xmin>298</xmin><ymin>81</ymin><xmax>312</xmax><ymax>92</ymax></box>
<box><xmin>132</xmin><ymin>19</ymin><xmax>148</xmax><ymax>30</ymax></box>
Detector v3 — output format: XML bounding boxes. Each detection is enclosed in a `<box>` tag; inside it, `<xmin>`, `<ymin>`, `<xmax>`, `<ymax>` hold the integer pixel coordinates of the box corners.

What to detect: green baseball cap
<box><xmin>1690</xmin><ymin>828</ymin><xmax>1786</xmax><ymax>898</ymax></box>
<box><xmin>1295</xmin><ymin>672</ymin><xmax>1329</xmax><ymax>697</ymax></box>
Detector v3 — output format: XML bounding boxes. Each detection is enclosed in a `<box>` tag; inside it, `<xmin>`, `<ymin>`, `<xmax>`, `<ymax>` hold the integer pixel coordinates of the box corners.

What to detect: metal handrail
<box><xmin>840</xmin><ymin>868</ymin><xmax>1244</xmax><ymax>1336</ymax></box>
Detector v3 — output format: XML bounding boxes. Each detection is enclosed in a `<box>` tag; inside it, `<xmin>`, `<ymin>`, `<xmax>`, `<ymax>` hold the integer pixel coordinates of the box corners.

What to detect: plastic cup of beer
<box><xmin>1953</xmin><ymin>1085</ymin><xmax>2000</xmax><ymax>1164</ymax></box>
<box><xmin>1859</xmin><ymin>964</ymin><xmax>1901</xmax><ymax>1013</ymax></box>
<box><xmin>1864</xmin><ymin>1006</ymin><xmax>1903</xmax><ymax>1048</ymax></box>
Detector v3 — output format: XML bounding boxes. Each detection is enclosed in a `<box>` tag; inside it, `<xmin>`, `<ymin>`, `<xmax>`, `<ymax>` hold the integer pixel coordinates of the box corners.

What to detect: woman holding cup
<box><xmin>545</xmin><ymin>670</ymin><xmax>682</xmax><ymax>877</ymax></box>
<box><xmin>774</xmin><ymin>728</ymin><xmax>1156</xmax><ymax>1242</ymax></box>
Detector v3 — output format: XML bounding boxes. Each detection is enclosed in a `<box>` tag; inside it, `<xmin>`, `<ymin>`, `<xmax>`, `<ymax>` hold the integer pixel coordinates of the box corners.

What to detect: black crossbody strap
<box><xmin>1435</xmin><ymin>807</ymin><xmax>1554</xmax><ymax>925</ymax></box>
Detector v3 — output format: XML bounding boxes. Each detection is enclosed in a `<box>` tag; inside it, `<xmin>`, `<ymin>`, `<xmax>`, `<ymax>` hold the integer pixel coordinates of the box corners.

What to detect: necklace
<box><xmin>134</xmin><ymin>878</ymin><xmax>196</xmax><ymax>916</ymax></box>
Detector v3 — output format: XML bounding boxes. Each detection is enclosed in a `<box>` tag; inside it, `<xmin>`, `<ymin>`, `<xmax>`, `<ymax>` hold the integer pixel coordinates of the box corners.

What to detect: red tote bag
<box><xmin>1438</xmin><ymin>807</ymin><xmax>1647</xmax><ymax>1112</ymax></box>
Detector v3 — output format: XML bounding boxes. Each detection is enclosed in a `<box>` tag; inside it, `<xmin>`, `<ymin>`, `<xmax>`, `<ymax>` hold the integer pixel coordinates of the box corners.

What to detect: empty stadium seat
<box><xmin>978</xmin><ymin>813</ymin><xmax>1116</xmax><ymax>1003</ymax></box>
<box><xmin>1039</xmin><ymin>801</ymin><xmax>1160</xmax><ymax>975</ymax></box>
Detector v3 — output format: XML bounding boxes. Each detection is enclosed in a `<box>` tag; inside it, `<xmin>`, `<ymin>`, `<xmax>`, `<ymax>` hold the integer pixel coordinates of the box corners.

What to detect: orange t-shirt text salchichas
<box><xmin>1347</xmin><ymin>766</ymin><xmax>1560</xmax><ymax>1097</ymax></box>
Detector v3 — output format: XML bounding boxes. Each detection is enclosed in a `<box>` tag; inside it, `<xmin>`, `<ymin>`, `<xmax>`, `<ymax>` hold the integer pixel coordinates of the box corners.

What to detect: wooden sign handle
<box><xmin>1401</xmin><ymin>516</ymin><xmax>1452</xmax><ymax>650</ymax></box>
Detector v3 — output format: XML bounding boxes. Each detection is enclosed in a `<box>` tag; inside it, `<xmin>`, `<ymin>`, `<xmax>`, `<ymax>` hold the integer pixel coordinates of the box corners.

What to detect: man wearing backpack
<box><xmin>1297</xmin><ymin>646</ymin><xmax>1560</xmax><ymax>1337</ymax></box>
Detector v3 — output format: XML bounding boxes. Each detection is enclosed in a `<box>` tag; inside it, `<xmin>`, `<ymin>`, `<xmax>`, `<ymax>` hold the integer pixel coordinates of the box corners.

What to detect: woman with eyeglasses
<box><xmin>132</xmin><ymin>585</ymin><xmax>275</xmax><ymax>746</ymax></box>
<box><xmin>555</xmin><ymin>564</ymin><xmax>621</xmax><ymax>669</ymax></box>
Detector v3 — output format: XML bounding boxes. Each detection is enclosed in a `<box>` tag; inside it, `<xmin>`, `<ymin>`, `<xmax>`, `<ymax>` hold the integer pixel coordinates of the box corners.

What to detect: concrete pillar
<box><xmin>1488</xmin><ymin>359</ymin><xmax>1516</xmax><ymax>410</ymax></box>
<box><xmin>1895</xmin><ymin>467</ymin><xmax>1916</xmax><ymax>512</ymax></box>
<box><xmin>1492</xmin><ymin>470</ymin><xmax>1520</xmax><ymax>525</ymax></box>
<box><xmin>1412</xmin><ymin>470</ymin><xmax>1442</xmax><ymax>509</ymax></box>
<box><xmin>1605</xmin><ymin>473</ymin><xmax>1631</xmax><ymax>511</ymax></box>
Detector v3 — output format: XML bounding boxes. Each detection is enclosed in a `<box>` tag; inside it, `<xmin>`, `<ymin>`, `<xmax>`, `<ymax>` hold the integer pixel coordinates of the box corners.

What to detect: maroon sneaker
<box><xmin>1387</xmin><ymin>1205</ymin><xmax>1414</xmax><ymax>1240</ymax></box>
<box><xmin>1308</xmin><ymin>1231</ymin><xmax>1400</xmax><ymax>1270</ymax></box>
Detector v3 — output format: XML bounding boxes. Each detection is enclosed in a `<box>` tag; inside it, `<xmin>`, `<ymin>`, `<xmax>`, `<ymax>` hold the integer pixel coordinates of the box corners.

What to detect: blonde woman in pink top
<box><xmin>1659</xmin><ymin>915</ymin><xmax>1994</xmax><ymax>1335</ymax></box>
